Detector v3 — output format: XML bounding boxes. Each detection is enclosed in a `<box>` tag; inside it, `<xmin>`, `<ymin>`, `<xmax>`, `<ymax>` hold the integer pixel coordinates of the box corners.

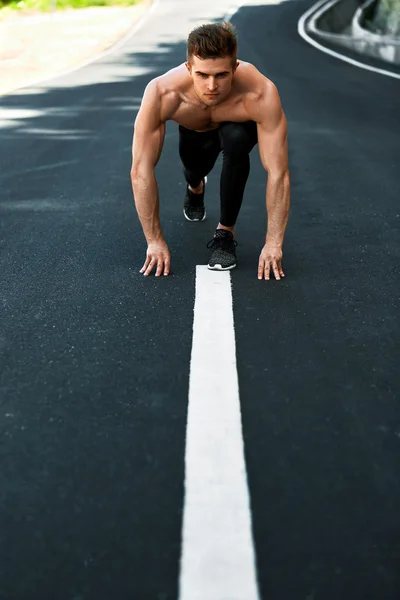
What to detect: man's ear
<box><xmin>233</xmin><ymin>61</ymin><xmax>239</xmax><ymax>73</ymax></box>
<box><xmin>185</xmin><ymin>61</ymin><xmax>192</xmax><ymax>74</ymax></box>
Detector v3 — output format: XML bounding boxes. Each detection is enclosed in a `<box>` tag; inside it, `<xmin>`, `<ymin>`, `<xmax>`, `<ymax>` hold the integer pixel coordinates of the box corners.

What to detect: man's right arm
<box><xmin>131</xmin><ymin>80</ymin><xmax>169</xmax><ymax>277</ymax></box>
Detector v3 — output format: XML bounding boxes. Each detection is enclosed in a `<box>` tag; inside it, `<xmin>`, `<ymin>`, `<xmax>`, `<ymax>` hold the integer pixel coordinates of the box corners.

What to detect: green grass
<box><xmin>0</xmin><ymin>0</ymin><xmax>141</xmax><ymax>13</ymax></box>
<box><xmin>372</xmin><ymin>0</ymin><xmax>400</xmax><ymax>35</ymax></box>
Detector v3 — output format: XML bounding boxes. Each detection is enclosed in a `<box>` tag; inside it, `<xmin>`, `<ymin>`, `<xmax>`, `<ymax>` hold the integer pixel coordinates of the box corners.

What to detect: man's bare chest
<box><xmin>170</xmin><ymin>98</ymin><xmax>252</xmax><ymax>132</ymax></box>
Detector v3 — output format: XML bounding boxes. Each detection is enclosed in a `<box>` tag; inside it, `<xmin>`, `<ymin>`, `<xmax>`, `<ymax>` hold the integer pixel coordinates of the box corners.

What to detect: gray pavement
<box><xmin>0</xmin><ymin>0</ymin><xmax>399</xmax><ymax>598</ymax></box>
<box><xmin>0</xmin><ymin>2</ymin><xmax>151</xmax><ymax>95</ymax></box>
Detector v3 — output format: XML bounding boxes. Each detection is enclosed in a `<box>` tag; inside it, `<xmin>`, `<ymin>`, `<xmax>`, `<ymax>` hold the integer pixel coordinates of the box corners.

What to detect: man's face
<box><xmin>185</xmin><ymin>56</ymin><xmax>238</xmax><ymax>106</ymax></box>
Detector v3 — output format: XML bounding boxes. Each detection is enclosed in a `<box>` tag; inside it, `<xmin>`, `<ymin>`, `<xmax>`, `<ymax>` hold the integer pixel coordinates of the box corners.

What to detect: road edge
<box><xmin>1</xmin><ymin>0</ymin><xmax>160</xmax><ymax>96</ymax></box>
<box><xmin>298</xmin><ymin>0</ymin><xmax>400</xmax><ymax>79</ymax></box>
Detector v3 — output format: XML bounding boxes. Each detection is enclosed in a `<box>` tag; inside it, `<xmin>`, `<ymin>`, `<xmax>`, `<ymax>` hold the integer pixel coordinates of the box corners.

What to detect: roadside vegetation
<box><xmin>0</xmin><ymin>0</ymin><xmax>141</xmax><ymax>12</ymax></box>
<box><xmin>368</xmin><ymin>0</ymin><xmax>400</xmax><ymax>35</ymax></box>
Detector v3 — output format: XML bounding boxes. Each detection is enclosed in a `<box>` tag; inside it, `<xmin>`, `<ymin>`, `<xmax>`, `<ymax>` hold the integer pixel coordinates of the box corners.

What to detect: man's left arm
<box><xmin>250</xmin><ymin>82</ymin><xmax>290</xmax><ymax>280</ymax></box>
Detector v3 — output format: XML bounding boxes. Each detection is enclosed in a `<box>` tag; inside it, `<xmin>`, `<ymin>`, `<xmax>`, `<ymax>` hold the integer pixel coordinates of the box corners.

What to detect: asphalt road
<box><xmin>1</xmin><ymin>0</ymin><xmax>399</xmax><ymax>598</ymax></box>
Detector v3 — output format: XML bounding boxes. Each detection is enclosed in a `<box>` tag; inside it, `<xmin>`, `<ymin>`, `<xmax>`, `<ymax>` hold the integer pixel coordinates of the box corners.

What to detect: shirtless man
<box><xmin>131</xmin><ymin>21</ymin><xmax>290</xmax><ymax>280</ymax></box>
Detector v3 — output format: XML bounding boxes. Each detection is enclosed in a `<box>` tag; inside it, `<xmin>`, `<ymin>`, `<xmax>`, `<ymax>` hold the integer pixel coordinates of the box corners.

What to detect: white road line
<box><xmin>298</xmin><ymin>0</ymin><xmax>400</xmax><ymax>80</ymax></box>
<box><xmin>179</xmin><ymin>266</ymin><xmax>260</xmax><ymax>600</ymax></box>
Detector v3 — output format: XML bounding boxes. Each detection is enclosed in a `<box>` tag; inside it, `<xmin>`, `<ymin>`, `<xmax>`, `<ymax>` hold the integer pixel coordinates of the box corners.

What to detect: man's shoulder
<box><xmin>236</xmin><ymin>61</ymin><xmax>276</xmax><ymax>97</ymax></box>
<box><xmin>143</xmin><ymin>67</ymin><xmax>188</xmax><ymax>121</ymax></box>
<box><xmin>236</xmin><ymin>63</ymin><xmax>282</xmax><ymax>124</ymax></box>
<box><xmin>144</xmin><ymin>64</ymin><xmax>188</xmax><ymax>119</ymax></box>
<box><xmin>147</xmin><ymin>64</ymin><xmax>188</xmax><ymax>97</ymax></box>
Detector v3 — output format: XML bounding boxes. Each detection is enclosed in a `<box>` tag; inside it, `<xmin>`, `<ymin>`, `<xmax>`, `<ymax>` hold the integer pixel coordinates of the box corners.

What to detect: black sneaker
<box><xmin>206</xmin><ymin>229</ymin><xmax>237</xmax><ymax>271</ymax></box>
<box><xmin>183</xmin><ymin>177</ymin><xmax>207</xmax><ymax>222</ymax></box>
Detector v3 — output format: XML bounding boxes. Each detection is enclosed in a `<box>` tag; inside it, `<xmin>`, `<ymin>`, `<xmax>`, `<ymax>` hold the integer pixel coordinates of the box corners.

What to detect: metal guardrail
<box><xmin>306</xmin><ymin>0</ymin><xmax>400</xmax><ymax>65</ymax></box>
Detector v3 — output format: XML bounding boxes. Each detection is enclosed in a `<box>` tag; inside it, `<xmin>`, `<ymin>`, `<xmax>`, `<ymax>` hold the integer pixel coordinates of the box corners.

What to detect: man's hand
<box><xmin>258</xmin><ymin>242</ymin><xmax>285</xmax><ymax>280</ymax></box>
<box><xmin>140</xmin><ymin>240</ymin><xmax>171</xmax><ymax>277</ymax></box>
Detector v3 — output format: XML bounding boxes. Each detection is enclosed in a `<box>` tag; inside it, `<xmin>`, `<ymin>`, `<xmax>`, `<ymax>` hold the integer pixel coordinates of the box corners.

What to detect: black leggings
<box><xmin>179</xmin><ymin>121</ymin><xmax>258</xmax><ymax>227</ymax></box>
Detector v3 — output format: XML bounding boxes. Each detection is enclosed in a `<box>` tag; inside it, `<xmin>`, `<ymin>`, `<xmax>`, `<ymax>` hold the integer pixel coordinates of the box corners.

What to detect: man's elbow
<box><xmin>130</xmin><ymin>163</ymin><xmax>147</xmax><ymax>184</ymax></box>
<box><xmin>268</xmin><ymin>166</ymin><xmax>290</xmax><ymax>184</ymax></box>
<box><xmin>130</xmin><ymin>164</ymin><xmax>139</xmax><ymax>183</ymax></box>
<box><xmin>130</xmin><ymin>154</ymin><xmax>141</xmax><ymax>180</ymax></box>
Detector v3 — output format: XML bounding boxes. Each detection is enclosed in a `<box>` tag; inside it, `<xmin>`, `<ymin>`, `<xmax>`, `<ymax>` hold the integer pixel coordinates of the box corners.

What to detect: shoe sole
<box><xmin>183</xmin><ymin>209</ymin><xmax>206</xmax><ymax>222</ymax></box>
<box><xmin>207</xmin><ymin>263</ymin><xmax>236</xmax><ymax>271</ymax></box>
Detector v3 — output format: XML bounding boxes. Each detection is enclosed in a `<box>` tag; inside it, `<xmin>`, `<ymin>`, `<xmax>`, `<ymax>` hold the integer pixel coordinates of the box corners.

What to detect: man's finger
<box><xmin>264</xmin><ymin>262</ymin><xmax>271</xmax><ymax>280</ymax></box>
<box><xmin>155</xmin><ymin>259</ymin><xmax>164</xmax><ymax>277</ymax></box>
<box><xmin>277</xmin><ymin>259</ymin><xmax>285</xmax><ymax>277</ymax></box>
<box><xmin>272</xmin><ymin>261</ymin><xmax>281</xmax><ymax>280</ymax></box>
<box><xmin>258</xmin><ymin>260</ymin><xmax>265</xmax><ymax>280</ymax></box>
<box><xmin>140</xmin><ymin>256</ymin><xmax>150</xmax><ymax>273</ymax></box>
<box><xmin>143</xmin><ymin>259</ymin><xmax>156</xmax><ymax>277</ymax></box>
<box><xmin>164</xmin><ymin>258</ymin><xmax>171</xmax><ymax>276</ymax></box>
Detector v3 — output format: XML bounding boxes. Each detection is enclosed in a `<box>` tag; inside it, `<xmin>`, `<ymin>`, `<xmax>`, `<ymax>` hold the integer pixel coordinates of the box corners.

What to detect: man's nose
<box><xmin>208</xmin><ymin>77</ymin><xmax>217</xmax><ymax>91</ymax></box>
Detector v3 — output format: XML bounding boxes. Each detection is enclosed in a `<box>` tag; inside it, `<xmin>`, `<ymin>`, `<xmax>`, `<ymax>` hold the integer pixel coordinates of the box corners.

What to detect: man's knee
<box><xmin>183</xmin><ymin>168</ymin><xmax>202</xmax><ymax>188</ymax></box>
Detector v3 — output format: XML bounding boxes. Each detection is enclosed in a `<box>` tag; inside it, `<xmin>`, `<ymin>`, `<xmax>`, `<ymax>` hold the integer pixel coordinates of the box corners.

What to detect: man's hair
<box><xmin>187</xmin><ymin>22</ymin><xmax>238</xmax><ymax>67</ymax></box>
